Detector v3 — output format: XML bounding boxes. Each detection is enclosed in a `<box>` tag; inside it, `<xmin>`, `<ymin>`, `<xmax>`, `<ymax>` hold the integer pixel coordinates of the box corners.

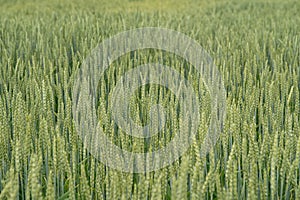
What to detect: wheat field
<box><xmin>0</xmin><ymin>0</ymin><xmax>299</xmax><ymax>199</ymax></box>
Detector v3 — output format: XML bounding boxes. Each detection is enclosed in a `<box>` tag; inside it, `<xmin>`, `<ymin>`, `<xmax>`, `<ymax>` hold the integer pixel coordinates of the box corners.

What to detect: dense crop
<box><xmin>0</xmin><ymin>0</ymin><xmax>299</xmax><ymax>199</ymax></box>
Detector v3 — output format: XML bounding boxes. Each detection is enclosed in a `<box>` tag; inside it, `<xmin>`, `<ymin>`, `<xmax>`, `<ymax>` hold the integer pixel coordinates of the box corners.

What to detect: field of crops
<box><xmin>0</xmin><ymin>0</ymin><xmax>300</xmax><ymax>199</ymax></box>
